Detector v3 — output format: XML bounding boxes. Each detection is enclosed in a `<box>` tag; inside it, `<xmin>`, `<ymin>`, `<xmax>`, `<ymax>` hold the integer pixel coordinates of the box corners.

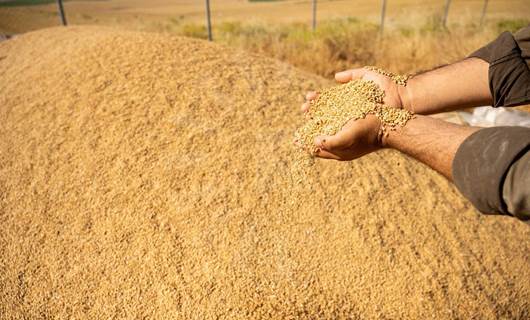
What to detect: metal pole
<box><xmin>442</xmin><ymin>0</ymin><xmax>451</xmax><ymax>28</ymax></box>
<box><xmin>480</xmin><ymin>0</ymin><xmax>489</xmax><ymax>26</ymax></box>
<box><xmin>205</xmin><ymin>0</ymin><xmax>212</xmax><ymax>41</ymax></box>
<box><xmin>380</xmin><ymin>0</ymin><xmax>387</xmax><ymax>35</ymax></box>
<box><xmin>56</xmin><ymin>0</ymin><xmax>67</xmax><ymax>26</ymax></box>
<box><xmin>312</xmin><ymin>0</ymin><xmax>317</xmax><ymax>31</ymax></box>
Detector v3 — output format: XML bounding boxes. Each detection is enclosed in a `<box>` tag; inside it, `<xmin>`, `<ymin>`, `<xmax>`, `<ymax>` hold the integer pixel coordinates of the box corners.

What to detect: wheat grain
<box><xmin>365</xmin><ymin>66</ymin><xmax>409</xmax><ymax>86</ymax></box>
<box><xmin>294</xmin><ymin>79</ymin><xmax>413</xmax><ymax>156</ymax></box>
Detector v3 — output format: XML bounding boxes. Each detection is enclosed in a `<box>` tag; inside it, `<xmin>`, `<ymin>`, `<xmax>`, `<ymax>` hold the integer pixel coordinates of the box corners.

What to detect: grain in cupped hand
<box><xmin>294</xmin><ymin>77</ymin><xmax>413</xmax><ymax>156</ymax></box>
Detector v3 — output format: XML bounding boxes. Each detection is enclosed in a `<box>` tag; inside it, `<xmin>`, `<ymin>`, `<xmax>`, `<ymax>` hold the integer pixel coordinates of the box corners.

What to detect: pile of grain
<box><xmin>0</xmin><ymin>27</ymin><xmax>528</xmax><ymax>319</ymax></box>
<box><xmin>294</xmin><ymin>79</ymin><xmax>412</xmax><ymax>154</ymax></box>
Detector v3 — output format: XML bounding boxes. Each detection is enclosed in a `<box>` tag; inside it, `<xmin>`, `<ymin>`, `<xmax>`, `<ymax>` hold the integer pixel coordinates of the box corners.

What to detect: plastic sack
<box><xmin>459</xmin><ymin>107</ymin><xmax>530</xmax><ymax>128</ymax></box>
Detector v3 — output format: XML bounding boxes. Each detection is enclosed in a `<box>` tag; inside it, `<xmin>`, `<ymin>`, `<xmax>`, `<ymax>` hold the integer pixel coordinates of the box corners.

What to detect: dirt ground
<box><xmin>0</xmin><ymin>26</ymin><xmax>529</xmax><ymax>319</ymax></box>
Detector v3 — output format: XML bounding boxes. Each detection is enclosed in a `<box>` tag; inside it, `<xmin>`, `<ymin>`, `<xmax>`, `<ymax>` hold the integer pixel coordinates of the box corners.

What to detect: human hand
<box><xmin>299</xmin><ymin>92</ymin><xmax>383</xmax><ymax>161</ymax></box>
<box><xmin>299</xmin><ymin>67</ymin><xmax>406</xmax><ymax>161</ymax></box>
<box><xmin>311</xmin><ymin>114</ymin><xmax>382</xmax><ymax>161</ymax></box>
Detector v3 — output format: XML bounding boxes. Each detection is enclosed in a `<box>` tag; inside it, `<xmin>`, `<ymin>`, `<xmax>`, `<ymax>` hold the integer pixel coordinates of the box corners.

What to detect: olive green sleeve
<box><xmin>469</xmin><ymin>26</ymin><xmax>530</xmax><ymax>108</ymax></box>
<box><xmin>502</xmin><ymin>151</ymin><xmax>530</xmax><ymax>220</ymax></box>
<box><xmin>452</xmin><ymin>126</ymin><xmax>530</xmax><ymax>220</ymax></box>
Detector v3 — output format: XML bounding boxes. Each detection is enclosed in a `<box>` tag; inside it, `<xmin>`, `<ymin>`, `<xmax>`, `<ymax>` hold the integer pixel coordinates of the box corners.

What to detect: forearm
<box><xmin>382</xmin><ymin>116</ymin><xmax>479</xmax><ymax>180</ymax></box>
<box><xmin>384</xmin><ymin>117</ymin><xmax>530</xmax><ymax>219</ymax></box>
<box><xmin>399</xmin><ymin>58</ymin><xmax>492</xmax><ymax>114</ymax></box>
<box><xmin>400</xmin><ymin>27</ymin><xmax>530</xmax><ymax>114</ymax></box>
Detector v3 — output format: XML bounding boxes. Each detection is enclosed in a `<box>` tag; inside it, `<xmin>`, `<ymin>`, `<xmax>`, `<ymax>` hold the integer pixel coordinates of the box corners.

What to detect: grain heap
<box><xmin>294</xmin><ymin>79</ymin><xmax>412</xmax><ymax>154</ymax></box>
<box><xmin>1</xmin><ymin>27</ymin><xmax>529</xmax><ymax>319</ymax></box>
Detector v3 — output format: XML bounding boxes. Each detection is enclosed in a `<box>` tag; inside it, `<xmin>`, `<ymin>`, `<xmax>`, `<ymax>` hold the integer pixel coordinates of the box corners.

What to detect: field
<box><xmin>0</xmin><ymin>1</ymin><xmax>529</xmax><ymax>319</ymax></box>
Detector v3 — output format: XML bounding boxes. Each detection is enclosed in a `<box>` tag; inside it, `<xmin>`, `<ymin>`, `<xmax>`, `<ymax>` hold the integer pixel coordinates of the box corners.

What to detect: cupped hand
<box><xmin>300</xmin><ymin>67</ymin><xmax>405</xmax><ymax>160</ymax></box>
<box><xmin>312</xmin><ymin>114</ymin><xmax>382</xmax><ymax>161</ymax></box>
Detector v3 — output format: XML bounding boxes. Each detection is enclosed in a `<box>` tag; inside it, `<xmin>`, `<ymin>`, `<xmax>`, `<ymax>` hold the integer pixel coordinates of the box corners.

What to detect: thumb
<box><xmin>335</xmin><ymin>68</ymin><xmax>367</xmax><ymax>83</ymax></box>
<box><xmin>315</xmin><ymin>130</ymin><xmax>351</xmax><ymax>152</ymax></box>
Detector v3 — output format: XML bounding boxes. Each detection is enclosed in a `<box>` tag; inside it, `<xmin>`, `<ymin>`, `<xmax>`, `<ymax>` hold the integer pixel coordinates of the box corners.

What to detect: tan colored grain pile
<box><xmin>0</xmin><ymin>27</ymin><xmax>529</xmax><ymax>319</ymax></box>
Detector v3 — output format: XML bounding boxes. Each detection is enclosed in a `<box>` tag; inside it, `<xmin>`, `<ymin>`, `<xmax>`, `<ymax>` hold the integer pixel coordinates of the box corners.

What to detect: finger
<box><xmin>314</xmin><ymin>144</ymin><xmax>357</xmax><ymax>161</ymax></box>
<box><xmin>313</xmin><ymin>148</ymin><xmax>341</xmax><ymax>160</ymax></box>
<box><xmin>335</xmin><ymin>68</ymin><xmax>367</xmax><ymax>83</ymax></box>
<box><xmin>305</xmin><ymin>91</ymin><xmax>318</xmax><ymax>101</ymax></box>
<box><xmin>314</xmin><ymin>131</ymin><xmax>351</xmax><ymax>152</ymax></box>
<box><xmin>302</xmin><ymin>91</ymin><xmax>319</xmax><ymax>113</ymax></box>
<box><xmin>301</xmin><ymin>101</ymin><xmax>310</xmax><ymax>112</ymax></box>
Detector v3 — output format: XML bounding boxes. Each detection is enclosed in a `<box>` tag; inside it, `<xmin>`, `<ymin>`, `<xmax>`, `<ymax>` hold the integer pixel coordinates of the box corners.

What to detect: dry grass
<box><xmin>185</xmin><ymin>17</ymin><xmax>528</xmax><ymax>77</ymax></box>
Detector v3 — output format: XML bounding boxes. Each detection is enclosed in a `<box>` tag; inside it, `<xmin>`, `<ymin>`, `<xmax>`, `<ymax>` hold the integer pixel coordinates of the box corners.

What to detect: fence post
<box><xmin>56</xmin><ymin>0</ymin><xmax>67</xmax><ymax>26</ymax></box>
<box><xmin>312</xmin><ymin>0</ymin><xmax>317</xmax><ymax>31</ymax></box>
<box><xmin>380</xmin><ymin>0</ymin><xmax>387</xmax><ymax>35</ymax></box>
<box><xmin>205</xmin><ymin>0</ymin><xmax>212</xmax><ymax>41</ymax></box>
<box><xmin>480</xmin><ymin>0</ymin><xmax>489</xmax><ymax>26</ymax></box>
<box><xmin>442</xmin><ymin>0</ymin><xmax>451</xmax><ymax>28</ymax></box>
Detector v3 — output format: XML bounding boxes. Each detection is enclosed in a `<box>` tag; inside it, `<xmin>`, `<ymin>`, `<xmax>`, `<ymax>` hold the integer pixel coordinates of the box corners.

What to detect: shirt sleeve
<box><xmin>502</xmin><ymin>151</ymin><xmax>530</xmax><ymax>219</ymax></box>
<box><xmin>469</xmin><ymin>26</ymin><xmax>530</xmax><ymax>108</ymax></box>
<box><xmin>452</xmin><ymin>126</ymin><xmax>530</xmax><ymax>220</ymax></box>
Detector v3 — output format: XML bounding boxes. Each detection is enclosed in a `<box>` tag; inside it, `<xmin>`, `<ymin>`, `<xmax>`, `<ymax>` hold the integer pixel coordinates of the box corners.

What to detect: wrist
<box><xmin>361</xmin><ymin>114</ymin><xmax>384</xmax><ymax>150</ymax></box>
<box><xmin>381</xmin><ymin>115</ymin><xmax>417</xmax><ymax>149</ymax></box>
<box><xmin>398</xmin><ymin>82</ymin><xmax>413</xmax><ymax>113</ymax></box>
<box><xmin>380</xmin><ymin>126</ymin><xmax>394</xmax><ymax>149</ymax></box>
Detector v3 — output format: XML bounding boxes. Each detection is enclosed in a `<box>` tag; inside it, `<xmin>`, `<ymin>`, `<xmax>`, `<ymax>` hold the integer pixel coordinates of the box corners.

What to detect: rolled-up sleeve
<box><xmin>452</xmin><ymin>127</ymin><xmax>530</xmax><ymax>220</ymax></box>
<box><xmin>469</xmin><ymin>26</ymin><xmax>530</xmax><ymax>108</ymax></box>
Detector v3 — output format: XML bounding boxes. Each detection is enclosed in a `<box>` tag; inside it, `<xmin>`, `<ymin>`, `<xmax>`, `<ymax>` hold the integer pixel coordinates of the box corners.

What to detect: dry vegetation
<box><xmin>1</xmin><ymin>26</ymin><xmax>529</xmax><ymax>319</ymax></box>
<box><xmin>178</xmin><ymin>17</ymin><xmax>530</xmax><ymax>77</ymax></box>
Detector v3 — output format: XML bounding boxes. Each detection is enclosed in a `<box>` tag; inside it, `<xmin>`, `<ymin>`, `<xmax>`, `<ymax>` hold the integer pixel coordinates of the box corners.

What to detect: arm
<box><xmin>402</xmin><ymin>27</ymin><xmax>530</xmax><ymax>113</ymax></box>
<box><xmin>386</xmin><ymin>119</ymin><xmax>530</xmax><ymax>219</ymax></box>
<box><xmin>332</xmin><ymin>26</ymin><xmax>530</xmax><ymax>114</ymax></box>
<box><xmin>382</xmin><ymin>115</ymin><xmax>479</xmax><ymax>179</ymax></box>
<box><xmin>311</xmin><ymin>113</ymin><xmax>478</xmax><ymax>181</ymax></box>
<box><xmin>310</xmin><ymin>114</ymin><xmax>530</xmax><ymax>220</ymax></box>
<box><xmin>332</xmin><ymin>59</ymin><xmax>492</xmax><ymax>115</ymax></box>
<box><xmin>312</xmin><ymin>114</ymin><xmax>479</xmax><ymax>181</ymax></box>
<box><xmin>399</xmin><ymin>58</ymin><xmax>491</xmax><ymax>114</ymax></box>
<box><xmin>303</xmin><ymin>27</ymin><xmax>530</xmax><ymax>219</ymax></box>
